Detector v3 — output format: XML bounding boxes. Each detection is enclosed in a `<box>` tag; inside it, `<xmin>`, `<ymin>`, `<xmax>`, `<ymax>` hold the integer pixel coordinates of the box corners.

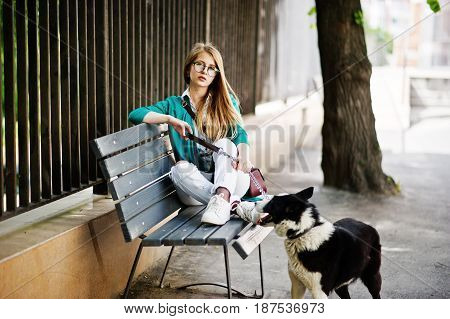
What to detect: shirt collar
<box><xmin>181</xmin><ymin>88</ymin><xmax>191</xmax><ymax>102</ymax></box>
<box><xmin>181</xmin><ymin>87</ymin><xmax>196</xmax><ymax>110</ymax></box>
<box><xmin>181</xmin><ymin>87</ymin><xmax>212</xmax><ymax>111</ymax></box>
<box><xmin>181</xmin><ymin>88</ymin><xmax>189</xmax><ymax>99</ymax></box>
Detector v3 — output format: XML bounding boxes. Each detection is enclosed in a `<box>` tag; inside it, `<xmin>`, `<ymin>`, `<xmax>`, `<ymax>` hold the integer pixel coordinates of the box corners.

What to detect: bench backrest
<box><xmin>90</xmin><ymin>123</ymin><xmax>184</xmax><ymax>242</ymax></box>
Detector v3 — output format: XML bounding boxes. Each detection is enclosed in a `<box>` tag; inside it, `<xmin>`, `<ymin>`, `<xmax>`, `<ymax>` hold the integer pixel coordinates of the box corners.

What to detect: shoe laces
<box><xmin>207</xmin><ymin>194</ymin><xmax>227</xmax><ymax>212</ymax></box>
<box><xmin>236</xmin><ymin>202</ymin><xmax>259</xmax><ymax>223</ymax></box>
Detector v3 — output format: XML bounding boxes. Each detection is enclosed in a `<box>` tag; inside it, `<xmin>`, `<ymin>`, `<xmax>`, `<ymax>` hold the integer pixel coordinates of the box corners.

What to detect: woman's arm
<box><xmin>128</xmin><ymin>100</ymin><xmax>172</xmax><ymax>126</ymax></box>
<box><xmin>142</xmin><ymin>111</ymin><xmax>171</xmax><ymax>125</ymax></box>
<box><xmin>234</xmin><ymin>142</ymin><xmax>253</xmax><ymax>173</ymax></box>
<box><xmin>228</xmin><ymin>96</ymin><xmax>253</xmax><ymax>171</ymax></box>
<box><xmin>140</xmin><ymin>112</ymin><xmax>193</xmax><ymax>140</ymax></box>
<box><xmin>128</xmin><ymin>98</ymin><xmax>192</xmax><ymax>139</ymax></box>
<box><xmin>237</xmin><ymin>143</ymin><xmax>250</xmax><ymax>158</ymax></box>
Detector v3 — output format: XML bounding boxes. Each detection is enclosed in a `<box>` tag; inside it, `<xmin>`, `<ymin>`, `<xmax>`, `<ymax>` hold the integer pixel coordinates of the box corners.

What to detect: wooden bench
<box><xmin>90</xmin><ymin>123</ymin><xmax>269</xmax><ymax>298</ymax></box>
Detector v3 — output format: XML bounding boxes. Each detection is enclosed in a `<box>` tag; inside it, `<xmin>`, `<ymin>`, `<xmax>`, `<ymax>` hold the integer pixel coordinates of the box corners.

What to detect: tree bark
<box><xmin>315</xmin><ymin>0</ymin><xmax>398</xmax><ymax>194</ymax></box>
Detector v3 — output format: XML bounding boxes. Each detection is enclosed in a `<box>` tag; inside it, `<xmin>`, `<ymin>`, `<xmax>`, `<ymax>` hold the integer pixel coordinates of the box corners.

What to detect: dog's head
<box><xmin>259</xmin><ymin>187</ymin><xmax>320</xmax><ymax>238</ymax></box>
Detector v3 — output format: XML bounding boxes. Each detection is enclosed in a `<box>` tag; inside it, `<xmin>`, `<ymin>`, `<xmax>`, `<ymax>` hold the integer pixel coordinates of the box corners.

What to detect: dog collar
<box><xmin>287</xmin><ymin>220</ymin><xmax>322</xmax><ymax>240</ymax></box>
<box><xmin>287</xmin><ymin>228</ymin><xmax>313</xmax><ymax>240</ymax></box>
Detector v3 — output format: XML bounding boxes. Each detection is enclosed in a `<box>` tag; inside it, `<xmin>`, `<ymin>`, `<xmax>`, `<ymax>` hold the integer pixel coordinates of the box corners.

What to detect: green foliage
<box><xmin>386</xmin><ymin>175</ymin><xmax>401</xmax><ymax>194</ymax></box>
<box><xmin>427</xmin><ymin>0</ymin><xmax>441</xmax><ymax>12</ymax></box>
<box><xmin>351</xmin><ymin>8</ymin><xmax>394</xmax><ymax>56</ymax></box>
<box><xmin>354</xmin><ymin>10</ymin><xmax>365</xmax><ymax>26</ymax></box>
<box><xmin>307</xmin><ymin>6</ymin><xmax>316</xmax><ymax>29</ymax></box>
<box><xmin>366</xmin><ymin>26</ymin><xmax>394</xmax><ymax>54</ymax></box>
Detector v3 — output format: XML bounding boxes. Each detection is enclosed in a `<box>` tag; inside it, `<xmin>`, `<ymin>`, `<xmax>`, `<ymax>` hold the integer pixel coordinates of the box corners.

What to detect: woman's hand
<box><xmin>232</xmin><ymin>156</ymin><xmax>253</xmax><ymax>173</ymax></box>
<box><xmin>168</xmin><ymin>116</ymin><xmax>192</xmax><ymax>140</ymax></box>
<box><xmin>233</xmin><ymin>143</ymin><xmax>253</xmax><ymax>173</ymax></box>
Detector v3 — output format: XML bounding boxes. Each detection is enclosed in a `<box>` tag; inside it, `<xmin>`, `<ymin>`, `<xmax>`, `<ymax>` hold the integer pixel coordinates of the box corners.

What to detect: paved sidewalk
<box><xmin>128</xmin><ymin>150</ymin><xmax>450</xmax><ymax>299</ymax></box>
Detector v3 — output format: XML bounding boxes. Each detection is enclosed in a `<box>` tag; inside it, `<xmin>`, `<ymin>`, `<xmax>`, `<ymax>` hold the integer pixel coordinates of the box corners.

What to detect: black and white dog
<box><xmin>257</xmin><ymin>187</ymin><xmax>382</xmax><ymax>299</ymax></box>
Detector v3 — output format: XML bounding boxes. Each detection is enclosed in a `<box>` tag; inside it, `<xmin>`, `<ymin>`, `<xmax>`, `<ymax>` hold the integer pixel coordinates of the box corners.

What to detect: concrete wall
<box><xmin>0</xmin><ymin>195</ymin><xmax>173</xmax><ymax>298</ymax></box>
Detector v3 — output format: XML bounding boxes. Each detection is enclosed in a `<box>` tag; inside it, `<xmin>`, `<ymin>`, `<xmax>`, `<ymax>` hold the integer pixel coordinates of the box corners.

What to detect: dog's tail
<box><xmin>361</xmin><ymin>229</ymin><xmax>382</xmax><ymax>298</ymax></box>
<box><xmin>367</xmin><ymin>230</ymin><xmax>381</xmax><ymax>275</ymax></box>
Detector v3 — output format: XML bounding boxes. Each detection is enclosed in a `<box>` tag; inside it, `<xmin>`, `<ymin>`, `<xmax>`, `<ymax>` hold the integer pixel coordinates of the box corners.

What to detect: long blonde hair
<box><xmin>183</xmin><ymin>42</ymin><xmax>243</xmax><ymax>142</ymax></box>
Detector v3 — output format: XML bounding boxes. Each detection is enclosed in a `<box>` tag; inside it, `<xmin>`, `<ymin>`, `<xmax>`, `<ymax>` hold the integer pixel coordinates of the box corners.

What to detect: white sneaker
<box><xmin>235</xmin><ymin>201</ymin><xmax>261</xmax><ymax>224</ymax></box>
<box><xmin>201</xmin><ymin>194</ymin><xmax>231</xmax><ymax>225</ymax></box>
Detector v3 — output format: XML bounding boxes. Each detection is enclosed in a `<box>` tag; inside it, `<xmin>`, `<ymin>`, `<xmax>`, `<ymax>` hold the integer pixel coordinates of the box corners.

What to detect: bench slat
<box><xmin>90</xmin><ymin>123</ymin><xmax>167</xmax><ymax>158</ymax></box>
<box><xmin>121</xmin><ymin>192</ymin><xmax>184</xmax><ymax>242</ymax></box>
<box><xmin>143</xmin><ymin>205</ymin><xmax>205</xmax><ymax>247</ymax></box>
<box><xmin>184</xmin><ymin>223</ymin><xmax>221</xmax><ymax>246</ymax></box>
<box><xmin>162</xmin><ymin>211</ymin><xmax>205</xmax><ymax>246</ymax></box>
<box><xmin>207</xmin><ymin>218</ymin><xmax>249</xmax><ymax>246</ymax></box>
<box><xmin>116</xmin><ymin>176</ymin><xmax>175</xmax><ymax>222</ymax></box>
<box><xmin>100</xmin><ymin>135</ymin><xmax>170</xmax><ymax>179</ymax></box>
<box><xmin>109</xmin><ymin>155</ymin><xmax>174</xmax><ymax>200</ymax></box>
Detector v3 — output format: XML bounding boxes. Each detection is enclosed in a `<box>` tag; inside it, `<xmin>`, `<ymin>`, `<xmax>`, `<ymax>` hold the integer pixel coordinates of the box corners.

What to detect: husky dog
<box><xmin>258</xmin><ymin>187</ymin><xmax>382</xmax><ymax>299</ymax></box>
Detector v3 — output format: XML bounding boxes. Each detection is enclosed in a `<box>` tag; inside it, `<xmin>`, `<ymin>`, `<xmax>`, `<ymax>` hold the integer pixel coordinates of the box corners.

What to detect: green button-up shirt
<box><xmin>128</xmin><ymin>94</ymin><xmax>249</xmax><ymax>171</ymax></box>
<box><xmin>128</xmin><ymin>94</ymin><xmax>263</xmax><ymax>202</ymax></box>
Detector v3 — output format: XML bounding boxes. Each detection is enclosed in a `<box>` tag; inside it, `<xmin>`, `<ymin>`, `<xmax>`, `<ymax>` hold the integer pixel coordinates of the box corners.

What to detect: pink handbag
<box><xmin>245</xmin><ymin>167</ymin><xmax>268</xmax><ymax>197</ymax></box>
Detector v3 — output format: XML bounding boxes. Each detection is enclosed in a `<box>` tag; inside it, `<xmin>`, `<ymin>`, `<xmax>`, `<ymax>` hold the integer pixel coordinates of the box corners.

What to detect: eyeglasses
<box><xmin>192</xmin><ymin>61</ymin><xmax>220</xmax><ymax>77</ymax></box>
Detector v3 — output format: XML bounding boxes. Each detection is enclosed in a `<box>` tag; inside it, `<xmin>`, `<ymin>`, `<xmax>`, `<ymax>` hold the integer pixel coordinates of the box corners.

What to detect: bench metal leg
<box><xmin>159</xmin><ymin>246</ymin><xmax>175</xmax><ymax>288</ymax></box>
<box><xmin>123</xmin><ymin>241</ymin><xmax>144</xmax><ymax>299</ymax></box>
<box><xmin>177</xmin><ymin>282</ymin><xmax>251</xmax><ymax>297</ymax></box>
<box><xmin>175</xmin><ymin>245</ymin><xmax>265</xmax><ymax>299</ymax></box>
<box><xmin>223</xmin><ymin>245</ymin><xmax>232</xmax><ymax>299</ymax></box>
<box><xmin>258</xmin><ymin>244</ymin><xmax>265</xmax><ymax>298</ymax></box>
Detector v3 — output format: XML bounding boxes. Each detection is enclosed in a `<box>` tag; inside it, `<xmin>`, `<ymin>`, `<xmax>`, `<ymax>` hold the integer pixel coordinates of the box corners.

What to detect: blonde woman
<box><xmin>129</xmin><ymin>43</ymin><xmax>258</xmax><ymax>225</ymax></box>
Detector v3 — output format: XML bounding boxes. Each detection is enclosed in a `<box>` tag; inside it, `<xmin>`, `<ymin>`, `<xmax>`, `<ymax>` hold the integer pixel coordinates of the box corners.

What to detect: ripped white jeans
<box><xmin>168</xmin><ymin>138</ymin><xmax>251</xmax><ymax>205</ymax></box>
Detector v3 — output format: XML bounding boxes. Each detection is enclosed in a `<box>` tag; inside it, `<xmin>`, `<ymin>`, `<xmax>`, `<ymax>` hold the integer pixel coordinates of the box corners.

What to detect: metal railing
<box><xmin>0</xmin><ymin>0</ymin><xmax>283</xmax><ymax>219</ymax></box>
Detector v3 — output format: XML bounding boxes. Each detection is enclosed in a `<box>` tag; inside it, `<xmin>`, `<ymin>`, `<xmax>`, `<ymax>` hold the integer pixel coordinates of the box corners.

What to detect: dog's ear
<box><xmin>296</xmin><ymin>187</ymin><xmax>314</xmax><ymax>201</ymax></box>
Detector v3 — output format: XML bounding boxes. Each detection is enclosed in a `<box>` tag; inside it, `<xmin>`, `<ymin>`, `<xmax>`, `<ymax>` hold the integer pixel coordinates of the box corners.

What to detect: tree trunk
<box><xmin>315</xmin><ymin>0</ymin><xmax>398</xmax><ymax>194</ymax></box>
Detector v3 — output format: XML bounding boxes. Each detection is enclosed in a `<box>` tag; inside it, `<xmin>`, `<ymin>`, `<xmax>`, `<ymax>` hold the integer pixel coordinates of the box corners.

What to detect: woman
<box><xmin>129</xmin><ymin>42</ymin><xmax>257</xmax><ymax>226</ymax></box>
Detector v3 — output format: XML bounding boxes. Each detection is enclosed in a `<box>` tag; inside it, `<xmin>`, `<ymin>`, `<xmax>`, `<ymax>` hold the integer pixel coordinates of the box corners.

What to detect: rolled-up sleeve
<box><xmin>128</xmin><ymin>99</ymin><xmax>170</xmax><ymax>125</ymax></box>
<box><xmin>229</xmin><ymin>95</ymin><xmax>249</xmax><ymax>146</ymax></box>
<box><xmin>231</xmin><ymin>124</ymin><xmax>249</xmax><ymax>146</ymax></box>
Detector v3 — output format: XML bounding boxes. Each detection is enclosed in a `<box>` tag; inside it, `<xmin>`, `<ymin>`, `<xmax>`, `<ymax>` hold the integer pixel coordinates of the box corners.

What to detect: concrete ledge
<box><xmin>0</xmin><ymin>189</ymin><xmax>172</xmax><ymax>298</ymax></box>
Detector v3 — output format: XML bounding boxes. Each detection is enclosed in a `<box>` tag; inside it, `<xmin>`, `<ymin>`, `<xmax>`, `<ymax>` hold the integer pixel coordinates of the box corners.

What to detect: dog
<box><xmin>257</xmin><ymin>187</ymin><xmax>382</xmax><ymax>299</ymax></box>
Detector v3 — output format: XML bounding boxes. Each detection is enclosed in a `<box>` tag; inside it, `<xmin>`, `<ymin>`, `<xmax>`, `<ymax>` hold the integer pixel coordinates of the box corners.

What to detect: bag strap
<box><xmin>181</xmin><ymin>97</ymin><xmax>230</xmax><ymax>157</ymax></box>
<box><xmin>186</xmin><ymin>132</ymin><xmax>220</xmax><ymax>153</ymax></box>
<box><xmin>181</xmin><ymin>98</ymin><xmax>197</xmax><ymax>121</ymax></box>
<box><xmin>181</xmin><ymin>98</ymin><xmax>203</xmax><ymax>167</ymax></box>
